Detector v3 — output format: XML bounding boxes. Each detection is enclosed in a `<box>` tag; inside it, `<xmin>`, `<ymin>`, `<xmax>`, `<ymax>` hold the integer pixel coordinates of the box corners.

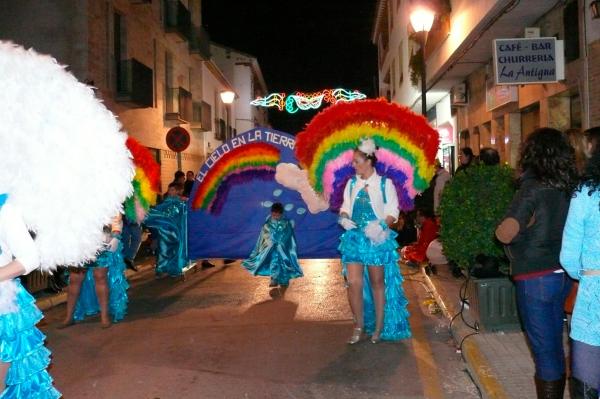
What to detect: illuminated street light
<box><xmin>410</xmin><ymin>7</ymin><xmax>435</xmax><ymax>116</ymax></box>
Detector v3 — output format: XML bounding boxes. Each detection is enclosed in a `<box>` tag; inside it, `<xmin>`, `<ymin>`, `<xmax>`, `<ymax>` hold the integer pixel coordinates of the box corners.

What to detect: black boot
<box><xmin>570</xmin><ymin>377</ymin><xmax>599</xmax><ymax>399</ymax></box>
<box><xmin>535</xmin><ymin>375</ymin><xmax>566</xmax><ymax>399</ymax></box>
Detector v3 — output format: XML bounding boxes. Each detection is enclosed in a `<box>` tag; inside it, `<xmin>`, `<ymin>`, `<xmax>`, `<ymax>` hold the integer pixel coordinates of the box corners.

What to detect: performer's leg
<box><xmin>59</xmin><ymin>268</ymin><xmax>85</xmax><ymax>327</ymax></box>
<box><xmin>346</xmin><ymin>263</ymin><xmax>365</xmax><ymax>343</ymax></box>
<box><xmin>0</xmin><ymin>361</ymin><xmax>8</xmax><ymax>392</ymax></box>
<box><xmin>93</xmin><ymin>268</ymin><xmax>111</xmax><ymax>328</ymax></box>
<box><xmin>367</xmin><ymin>265</ymin><xmax>385</xmax><ymax>342</ymax></box>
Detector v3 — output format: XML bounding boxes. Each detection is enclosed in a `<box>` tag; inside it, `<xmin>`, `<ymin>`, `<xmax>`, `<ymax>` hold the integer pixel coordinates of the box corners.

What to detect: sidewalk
<box><xmin>425</xmin><ymin>265</ymin><xmax>571</xmax><ymax>399</ymax></box>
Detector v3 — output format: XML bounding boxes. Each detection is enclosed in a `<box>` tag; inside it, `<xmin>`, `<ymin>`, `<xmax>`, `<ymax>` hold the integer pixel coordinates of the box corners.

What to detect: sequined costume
<box><xmin>242</xmin><ymin>216</ymin><xmax>303</xmax><ymax>286</ymax></box>
<box><xmin>0</xmin><ymin>194</ymin><xmax>61</xmax><ymax>398</ymax></box>
<box><xmin>338</xmin><ymin>176</ymin><xmax>411</xmax><ymax>341</ymax></box>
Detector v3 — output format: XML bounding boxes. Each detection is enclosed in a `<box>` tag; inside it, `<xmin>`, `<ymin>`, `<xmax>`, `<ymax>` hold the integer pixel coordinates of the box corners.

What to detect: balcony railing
<box><xmin>163</xmin><ymin>0</ymin><xmax>191</xmax><ymax>41</ymax></box>
<box><xmin>116</xmin><ymin>58</ymin><xmax>154</xmax><ymax>108</ymax></box>
<box><xmin>165</xmin><ymin>87</ymin><xmax>192</xmax><ymax>123</ymax></box>
<box><xmin>189</xmin><ymin>25</ymin><xmax>211</xmax><ymax>60</ymax></box>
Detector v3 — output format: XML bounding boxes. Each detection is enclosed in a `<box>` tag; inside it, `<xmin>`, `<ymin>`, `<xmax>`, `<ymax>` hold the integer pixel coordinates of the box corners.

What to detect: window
<box><xmin>114</xmin><ymin>12</ymin><xmax>127</xmax><ymax>92</ymax></box>
<box><xmin>563</xmin><ymin>1</ymin><xmax>580</xmax><ymax>62</ymax></box>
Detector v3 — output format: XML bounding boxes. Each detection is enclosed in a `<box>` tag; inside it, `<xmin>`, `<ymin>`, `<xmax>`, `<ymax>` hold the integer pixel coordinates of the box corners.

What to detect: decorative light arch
<box><xmin>251</xmin><ymin>88</ymin><xmax>367</xmax><ymax>113</ymax></box>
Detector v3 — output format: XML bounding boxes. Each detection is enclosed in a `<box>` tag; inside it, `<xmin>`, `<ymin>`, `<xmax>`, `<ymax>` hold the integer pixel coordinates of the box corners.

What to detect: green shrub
<box><xmin>439</xmin><ymin>164</ymin><xmax>515</xmax><ymax>271</ymax></box>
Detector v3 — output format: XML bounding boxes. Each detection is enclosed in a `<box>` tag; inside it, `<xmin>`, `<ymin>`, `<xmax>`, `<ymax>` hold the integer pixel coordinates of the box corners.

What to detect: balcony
<box><xmin>163</xmin><ymin>0</ymin><xmax>191</xmax><ymax>41</ymax></box>
<box><xmin>165</xmin><ymin>87</ymin><xmax>192</xmax><ymax>123</ymax></box>
<box><xmin>191</xmin><ymin>101</ymin><xmax>212</xmax><ymax>131</ymax></box>
<box><xmin>116</xmin><ymin>58</ymin><xmax>154</xmax><ymax>108</ymax></box>
<box><xmin>189</xmin><ymin>25</ymin><xmax>211</xmax><ymax>60</ymax></box>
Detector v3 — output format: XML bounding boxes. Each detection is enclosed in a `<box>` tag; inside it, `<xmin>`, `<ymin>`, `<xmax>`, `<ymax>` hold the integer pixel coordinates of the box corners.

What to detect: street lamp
<box><xmin>410</xmin><ymin>7</ymin><xmax>435</xmax><ymax>116</ymax></box>
<box><xmin>220</xmin><ymin>90</ymin><xmax>236</xmax><ymax>104</ymax></box>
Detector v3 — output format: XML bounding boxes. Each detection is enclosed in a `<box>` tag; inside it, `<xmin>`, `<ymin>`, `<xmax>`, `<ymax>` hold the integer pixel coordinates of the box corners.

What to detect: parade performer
<box><xmin>60</xmin><ymin>215</ymin><xmax>129</xmax><ymax>328</ymax></box>
<box><xmin>0</xmin><ymin>42</ymin><xmax>133</xmax><ymax>397</ymax></box>
<box><xmin>121</xmin><ymin>137</ymin><xmax>161</xmax><ymax>271</ymax></box>
<box><xmin>144</xmin><ymin>183</ymin><xmax>189</xmax><ymax>277</ymax></box>
<box><xmin>295</xmin><ymin>99</ymin><xmax>439</xmax><ymax>343</ymax></box>
<box><xmin>242</xmin><ymin>202</ymin><xmax>303</xmax><ymax>288</ymax></box>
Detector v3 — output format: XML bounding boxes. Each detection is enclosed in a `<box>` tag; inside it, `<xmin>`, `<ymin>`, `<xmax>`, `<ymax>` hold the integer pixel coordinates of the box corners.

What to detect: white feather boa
<box><xmin>0</xmin><ymin>42</ymin><xmax>134</xmax><ymax>271</ymax></box>
<box><xmin>0</xmin><ymin>280</ymin><xmax>18</xmax><ymax>315</ymax></box>
<box><xmin>364</xmin><ymin>220</ymin><xmax>389</xmax><ymax>245</ymax></box>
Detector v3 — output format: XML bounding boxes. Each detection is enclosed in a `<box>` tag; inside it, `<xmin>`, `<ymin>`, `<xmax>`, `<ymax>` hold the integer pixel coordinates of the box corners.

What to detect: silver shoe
<box><xmin>347</xmin><ymin>327</ymin><xmax>365</xmax><ymax>344</ymax></box>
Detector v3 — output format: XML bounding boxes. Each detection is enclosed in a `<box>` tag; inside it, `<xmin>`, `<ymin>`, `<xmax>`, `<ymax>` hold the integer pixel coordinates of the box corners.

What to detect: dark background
<box><xmin>203</xmin><ymin>0</ymin><xmax>379</xmax><ymax>134</ymax></box>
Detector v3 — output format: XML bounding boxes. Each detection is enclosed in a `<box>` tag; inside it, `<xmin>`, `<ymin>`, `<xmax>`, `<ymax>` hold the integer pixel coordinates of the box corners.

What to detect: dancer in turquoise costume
<box><xmin>0</xmin><ymin>194</ymin><xmax>61</xmax><ymax>398</ymax></box>
<box><xmin>144</xmin><ymin>183</ymin><xmax>189</xmax><ymax>277</ymax></box>
<box><xmin>338</xmin><ymin>139</ymin><xmax>411</xmax><ymax>344</ymax></box>
<box><xmin>60</xmin><ymin>215</ymin><xmax>128</xmax><ymax>328</ymax></box>
<box><xmin>242</xmin><ymin>202</ymin><xmax>303</xmax><ymax>288</ymax></box>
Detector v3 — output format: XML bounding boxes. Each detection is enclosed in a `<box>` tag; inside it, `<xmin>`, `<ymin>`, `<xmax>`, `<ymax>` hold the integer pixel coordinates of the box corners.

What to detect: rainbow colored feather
<box><xmin>295</xmin><ymin>99</ymin><xmax>439</xmax><ymax>211</ymax></box>
<box><xmin>192</xmin><ymin>142</ymin><xmax>280</xmax><ymax>214</ymax></box>
<box><xmin>124</xmin><ymin>137</ymin><xmax>161</xmax><ymax>222</ymax></box>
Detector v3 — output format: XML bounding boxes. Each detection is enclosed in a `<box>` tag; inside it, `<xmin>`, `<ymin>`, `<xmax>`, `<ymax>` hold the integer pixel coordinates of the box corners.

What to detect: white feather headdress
<box><xmin>358</xmin><ymin>137</ymin><xmax>377</xmax><ymax>156</ymax></box>
<box><xmin>0</xmin><ymin>42</ymin><xmax>134</xmax><ymax>271</ymax></box>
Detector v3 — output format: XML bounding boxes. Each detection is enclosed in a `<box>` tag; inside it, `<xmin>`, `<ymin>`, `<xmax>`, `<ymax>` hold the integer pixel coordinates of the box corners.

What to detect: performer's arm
<box><xmin>339</xmin><ymin>180</ymin><xmax>352</xmax><ymax>218</ymax></box>
<box><xmin>383</xmin><ymin>178</ymin><xmax>399</xmax><ymax>226</ymax></box>
<box><xmin>0</xmin><ymin>204</ymin><xmax>40</xmax><ymax>281</ymax></box>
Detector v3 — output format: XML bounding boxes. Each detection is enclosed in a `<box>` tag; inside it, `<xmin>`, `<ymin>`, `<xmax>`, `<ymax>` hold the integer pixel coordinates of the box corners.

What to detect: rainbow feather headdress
<box><xmin>295</xmin><ymin>99</ymin><xmax>439</xmax><ymax>211</ymax></box>
<box><xmin>192</xmin><ymin>142</ymin><xmax>280</xmax><ymax>214</ymax></box>
<box><xmin>124</xmin><ymin>137</ymin><xmax>161</xmax><ymax>222</ymax></box>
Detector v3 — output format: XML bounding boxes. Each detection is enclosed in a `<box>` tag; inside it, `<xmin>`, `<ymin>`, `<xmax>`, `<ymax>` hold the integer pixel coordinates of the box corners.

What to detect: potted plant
<box><xmin>439</xmin><ymin>163</ymin><xmax>520</xmax><ymax>331</ymax></box>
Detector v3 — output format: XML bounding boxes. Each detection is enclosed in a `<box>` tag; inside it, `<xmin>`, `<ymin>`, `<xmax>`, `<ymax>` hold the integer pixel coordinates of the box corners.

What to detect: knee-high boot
<box><xmin>535</xmin><ymin>375</ymin><xmax>566</xmax><ymax>399</ymax></box>
<box><xmin>570</xmin><ymin>377</ymin><xmax>599</xmax><ymax>399</ymax></box>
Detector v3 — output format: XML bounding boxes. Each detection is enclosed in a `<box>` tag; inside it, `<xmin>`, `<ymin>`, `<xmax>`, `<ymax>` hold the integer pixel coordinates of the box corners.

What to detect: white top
<box><xmin>433</xmin><ymin>168</ymin><xmax>452</xmax><ymax>213</ymax></box>
<box><xmin>0</xmin><ymin>202</ymin><xmax>40</xmax><ymax>274</ymax></box>
<box><xmin>340</xmin><ymin>173</ymin><xmax>399</xmax><ymax>221</ymax></box>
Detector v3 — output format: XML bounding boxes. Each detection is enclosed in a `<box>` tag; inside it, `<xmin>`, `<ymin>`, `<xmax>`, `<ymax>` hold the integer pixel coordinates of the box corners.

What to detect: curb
<box><xmin>423</xmin><ymin>267</ymin><xmax>510</xmax><ymax>399</ymax></box>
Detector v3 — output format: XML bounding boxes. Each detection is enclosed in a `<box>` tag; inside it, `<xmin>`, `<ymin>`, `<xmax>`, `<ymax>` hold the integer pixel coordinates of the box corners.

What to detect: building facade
<box><xmin>0</xmin><ymin>0</ymin><xmax>239</xmax><ymax>190</ymax></box>
<box><xmin>210</xmin><ymin>43</ymin><xmax>269</xmax><ymax>133</ymax></box>
<box><xmin>373</xmin><ymin>0</ymin><xmax>600</xmax><ymax>170</ymax></box>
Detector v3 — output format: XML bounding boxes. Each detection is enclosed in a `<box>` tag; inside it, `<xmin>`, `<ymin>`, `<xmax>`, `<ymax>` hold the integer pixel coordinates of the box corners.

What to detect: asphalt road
<box><xmin>41</xmin><ymin>260</ymin><xmax>479</xmax><ymax>399</ymax></box>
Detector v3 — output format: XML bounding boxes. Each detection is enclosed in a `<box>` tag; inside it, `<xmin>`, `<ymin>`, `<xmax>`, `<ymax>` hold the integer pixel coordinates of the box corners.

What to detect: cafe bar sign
<box><xmin>493</xmin><ymin>37</ymin><xmax>564</xmax><ymax>85</ymax></box>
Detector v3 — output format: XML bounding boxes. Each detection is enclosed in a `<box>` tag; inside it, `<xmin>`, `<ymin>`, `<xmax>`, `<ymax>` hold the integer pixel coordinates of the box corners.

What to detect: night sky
<box><xmin>203</xmin><ymin>0</ymin><xmax>379</xmax><ymax>134</ymax></box>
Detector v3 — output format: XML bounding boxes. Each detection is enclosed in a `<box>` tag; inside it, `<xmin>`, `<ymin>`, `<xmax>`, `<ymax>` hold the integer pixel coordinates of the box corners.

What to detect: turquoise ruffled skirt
<box><xmin>0</xmin><ymin>279</ymin><xmax>61</xmax><ymax>398</ymax></box>
<box><xmin>339</xmin><ymin>228</ymin><xmax>412</xmax><ymax>341</ymax></box>
<box><xmin>72</xmin><ymin>248</ymin><xmax>129</xmax><ymax>323</ymax></box>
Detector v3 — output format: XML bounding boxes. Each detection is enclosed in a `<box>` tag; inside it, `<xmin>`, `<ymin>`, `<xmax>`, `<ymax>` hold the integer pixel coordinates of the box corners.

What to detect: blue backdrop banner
<box><xmin>188</xmin><ymin>128</ymin><xmax>340</xmax><ymax>259</ymax></box>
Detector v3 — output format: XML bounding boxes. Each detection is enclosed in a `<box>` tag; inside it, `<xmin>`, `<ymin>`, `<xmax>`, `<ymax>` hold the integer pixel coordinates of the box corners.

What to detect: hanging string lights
<box><xmin>250</xmin><ymin>88</ymin><xmax>366</xmax><ymax>113</ymax></box>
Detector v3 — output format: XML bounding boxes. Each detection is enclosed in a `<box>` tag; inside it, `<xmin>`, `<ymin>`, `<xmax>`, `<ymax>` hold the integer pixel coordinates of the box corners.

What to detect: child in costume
<box><xmin>242</xmin><ymin>202</ymin><xmax>303</xmax><ymax>288</ymax></box>
<box><xmin>337</xmin><ymin>139</ymin><xmax>411</xmax><ymax>344</ymax></box>
<box><xmin>144</xmin><ymin>183</ymin><xmax>189</xmax><ymax>277</ymax></box>
<box><xmin>60</xmin><ymin>214</ymin><xmax>129</xmax><ymax>328</ymax></box>
<box><xmin>0</xmin><ymin>41</ymin><xmax>134</xmax><ymax>397</ymax></box>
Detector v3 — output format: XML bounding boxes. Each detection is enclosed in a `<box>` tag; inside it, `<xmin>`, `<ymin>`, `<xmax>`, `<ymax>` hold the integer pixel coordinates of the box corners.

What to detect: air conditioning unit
<box><xmin>451</xmin><ymin>82</ymin><xmax>468</xmax><ymax>106</ymax></box>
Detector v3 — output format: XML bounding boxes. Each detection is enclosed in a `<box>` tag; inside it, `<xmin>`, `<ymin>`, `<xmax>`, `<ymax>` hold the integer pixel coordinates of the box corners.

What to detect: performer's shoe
<box><xmin>370</xmin><ymin>330</ymin><xmax>381</xmax><ymax>344</ymax></box>
<box><xmin>223</xmin><ymin>259</ymin><xmax>236</xmax><ymax>264</ymax></box>
<box><xmin>56</xmin><ymin>320</ymin><xmax>75</xmax><ymax>330</ymax></box>
<box><xmin>347</xmin><ymin>327</ymin><xmax>365</xmax><ymax>345</ymax></box>
<box><xmin>201</xmin><ymin>260</ymin><xmax>215</xmax><ymax>269</ymax></box>
<box><xmin>124</xmin><ymin>258</ymin><xmax>138</xmax><ymax>272</ymax></box>
<box><xmin>100</xmin><ymin>320</ymin><xmax>112</xmax><ymax>329</ymax></box>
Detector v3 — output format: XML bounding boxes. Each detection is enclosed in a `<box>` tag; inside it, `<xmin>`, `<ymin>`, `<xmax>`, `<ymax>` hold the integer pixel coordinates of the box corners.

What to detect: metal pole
<box><xmin>421</xmin><ymin>32</ymin><xmax>428</xmax><ymax>116</ymax></box>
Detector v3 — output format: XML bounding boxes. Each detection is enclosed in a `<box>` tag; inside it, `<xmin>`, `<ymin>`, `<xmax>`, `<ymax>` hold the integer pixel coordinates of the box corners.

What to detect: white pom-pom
<box><xmin>364</xmin><ymin>220</ymin><xmax>389</xmax><ymax>245</ymax></box>
<box><xmin>358</xmin><ymin>137</ymin><xmax>377</xmax><ymax>156</ymax></box>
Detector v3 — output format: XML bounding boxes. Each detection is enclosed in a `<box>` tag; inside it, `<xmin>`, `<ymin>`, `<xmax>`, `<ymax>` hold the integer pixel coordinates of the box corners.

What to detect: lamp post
<box><xmin>220</xmin><ymin>90</ymin><xmax>235</xmax><ymax>139</ymax></box>
<box><xmin>410</xmin><ymin>8</ymin><xmax>435</xmax><ymax>116</ymax></box>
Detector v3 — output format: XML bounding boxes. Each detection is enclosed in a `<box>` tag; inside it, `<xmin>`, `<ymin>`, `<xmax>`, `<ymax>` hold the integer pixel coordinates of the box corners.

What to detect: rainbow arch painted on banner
<box><xmin>191</xmin><ymin>142</ymin><xmax>280</xmax><ymax>214</ymax></box>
